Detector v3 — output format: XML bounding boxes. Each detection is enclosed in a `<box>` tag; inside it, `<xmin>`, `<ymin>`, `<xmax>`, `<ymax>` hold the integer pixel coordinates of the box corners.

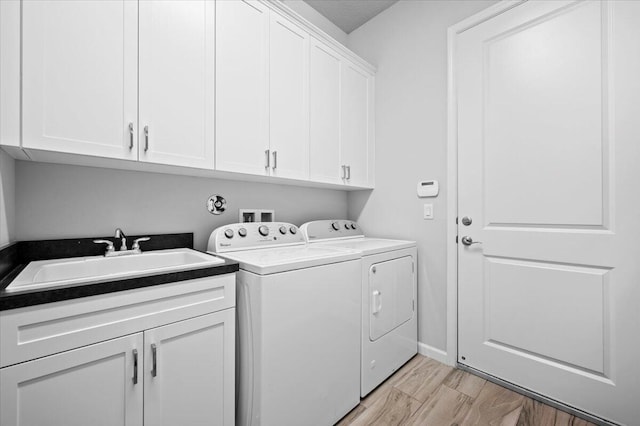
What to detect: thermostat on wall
<box><xmin>417</xmin><ymin>180</ymin><xmax>439</xmax><ymax>197</ymax></box>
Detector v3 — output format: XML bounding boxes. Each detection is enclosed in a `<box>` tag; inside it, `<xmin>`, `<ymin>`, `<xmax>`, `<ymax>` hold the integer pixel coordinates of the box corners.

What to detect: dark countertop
<box><xmin>0</xmin><ymin>233</ymin><xmax>238</xmax><ymax>311</ymax></box>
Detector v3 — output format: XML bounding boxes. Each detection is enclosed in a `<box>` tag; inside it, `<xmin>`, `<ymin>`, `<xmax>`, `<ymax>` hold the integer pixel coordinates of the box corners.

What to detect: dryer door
<box><xmin>369</xmin><ymin>256</ymin><xmax>414</xmax><ymax>341</ymax></box>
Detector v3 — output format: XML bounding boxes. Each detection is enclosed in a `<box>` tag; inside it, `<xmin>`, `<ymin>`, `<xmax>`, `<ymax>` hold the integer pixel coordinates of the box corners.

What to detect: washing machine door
<box><xmin>369</xmin><ymin>255</ymin><xmax>414</xmax><ymax>341</ymax></box>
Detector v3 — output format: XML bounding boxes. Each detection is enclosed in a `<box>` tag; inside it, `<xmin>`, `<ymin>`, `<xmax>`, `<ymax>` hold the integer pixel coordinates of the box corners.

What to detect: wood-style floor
<box><xmin>336</xmin><ymin>355</ymin><xmax>596</xmax><ymax>426</ymax></box>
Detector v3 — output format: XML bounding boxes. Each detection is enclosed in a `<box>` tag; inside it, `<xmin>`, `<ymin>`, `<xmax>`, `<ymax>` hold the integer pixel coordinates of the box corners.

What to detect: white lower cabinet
<box><xmin>144</xmin><ymin>310</ymin><xmax>235</xmax><ymax>426</ymax></box>
<box><xmin>0</xmin><ymin>333</ymin><xmax>144</xmax><ymax>426</ymax></box>
<box><xmin>0</xmin><ymin>276</ymin><xmax>236</xmax><ymax>426</ymax></box>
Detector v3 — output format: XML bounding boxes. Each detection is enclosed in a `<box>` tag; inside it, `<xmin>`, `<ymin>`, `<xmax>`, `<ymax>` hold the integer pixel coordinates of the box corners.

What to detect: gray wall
<box><xmin>0</xmin><ymin>149</ymin><xmax>16</xmax><ymax>247</ymax></box>
<box><xmin>347</xmin><ymin>0</ymin><xmax>497</xmax><ymax>353</ymax></box>
<box><xmin>15</xmin><ymin>161</ymin><xmax>348</xmax><ymax>250</ymax></box>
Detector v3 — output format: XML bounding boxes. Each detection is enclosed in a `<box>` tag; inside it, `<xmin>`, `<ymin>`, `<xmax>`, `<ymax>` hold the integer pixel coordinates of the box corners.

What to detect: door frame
<box><xmin>445</xmin><ymin>0</ymin><xmax>526</xmax><ymax>367</ymax></box>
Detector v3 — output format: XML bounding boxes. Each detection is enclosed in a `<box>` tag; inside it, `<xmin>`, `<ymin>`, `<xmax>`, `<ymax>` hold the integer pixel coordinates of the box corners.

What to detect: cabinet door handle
<box><xmin>341</xmin><ymin>165</ymin><xmax>346</xmax><ymax>180</ymax></box>
<box><xmin>128</xmin><ymin>123</ymin><xmax>134</xmax><ymax>150</ymax></box>
<box><xmin>144</xmin><ymin>125</ymin><xmax>149</xmax><ymax>152</ymax></box>
<box><xmin>151</xmin><ymin>343</ymin><xmax>157</xmax><ymax>377</ymax></box>
<box><xmin>272</xmin><ymin>150</ymin><xmax>277</xmax><ymax>170</ymax></box>
<box><xmin>265</xmin><ymin>149</ymin><xmax>270</xmax><ymax>169</ymax></box>
<box><xmin>346</xmin><ymin>165</ymin><xmax>351</xmax><ymax>180</ymax></box>
<box><xmin>132</xmin><ymin>349</ymin><xmax>138</xmax><ymax>384</ymax></box>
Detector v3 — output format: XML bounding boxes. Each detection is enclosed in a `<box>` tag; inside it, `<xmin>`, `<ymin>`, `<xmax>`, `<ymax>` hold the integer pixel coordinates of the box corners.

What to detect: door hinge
<box><xmin>456</xmin><ymin>235</ymin><xmax>458</xmax><ymax>244</ymax></box>
<box><xmin>412</xmin><ymin>300</ymin><xmax>415</xmax><ymax>311</ymax></box>
<box><xmin>456</xmin><ymin>216</ymin><xmax>459</xmax><ymax>225</ymax></box>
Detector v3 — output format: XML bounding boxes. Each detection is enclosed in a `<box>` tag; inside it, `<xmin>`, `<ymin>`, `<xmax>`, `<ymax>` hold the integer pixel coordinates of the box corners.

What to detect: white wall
<box><xmin>0</xmin><ymin>149</ymin><xmax>16</xmax><ymax>247</ymax></box>
<box><xmin>347</xmin><ymin>0</ymin><xmax>497</xmax><ymax>355</ymax></box>
<box><xmin>282</xmin><ymin>1</ymin><xmax>348</xmax><ymax>46</ymax></box>
<box><xmin>15</xmin><ymin>161</ymin><xmax>347</xmax><ymax>250</ymax></box>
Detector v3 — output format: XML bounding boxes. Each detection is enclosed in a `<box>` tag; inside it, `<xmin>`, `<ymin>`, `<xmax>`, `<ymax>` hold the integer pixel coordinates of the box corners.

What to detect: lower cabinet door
<box><xmin>143</xmin><ymin>309</ymin><xmax>235</xmax><ymax>426</ymax></box>
<box><xmin>0</xmin><ymin>333</ymin><xmax>144</xmax><ymax>426</ymax></box>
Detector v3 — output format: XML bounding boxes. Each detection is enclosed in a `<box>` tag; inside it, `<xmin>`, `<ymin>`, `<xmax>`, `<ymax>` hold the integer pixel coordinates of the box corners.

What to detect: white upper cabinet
<box><xmin>309</xmin><ymin>38</ymin><xmax>342</xmax><ymax>185</ymax></box>
<box><xmin>21</xmin><ymin>0</ymin><xmax>138</xmax><ymax>160</ymax></box>
<box><xmin>138</xmin><ymin>0</ymin><xmax>215</xmax><ymax>169</ymax></box>
<box><xmin>341</xmin><ymin>61</ymin><xmax>374</xmax><ymax>187</ymax></box>
<box><xmin>215</xmin><ymin>0</ymin><xmax>270</xmax><ymax>176</ymax></box>
<box><xmin>269</xmin><ymin>14</ymin><xmax>310</xmax><ymax>180</ymax></box>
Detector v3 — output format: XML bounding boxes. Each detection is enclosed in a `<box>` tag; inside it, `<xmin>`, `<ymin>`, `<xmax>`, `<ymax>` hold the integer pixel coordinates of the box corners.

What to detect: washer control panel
<box><xmin>300</xmin><ymin>220</ymin><xmax>364</xmax><ymax>242</ymax></box>
<box><xmin>208</xmin><ymin>222</ymin><xmax>304</xmax><ymax>252</ymax></box>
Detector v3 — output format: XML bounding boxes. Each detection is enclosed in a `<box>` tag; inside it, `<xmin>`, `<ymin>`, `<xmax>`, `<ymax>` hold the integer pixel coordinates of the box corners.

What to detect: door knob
<box><xmin>461</xmin><ymin>216</ymin><xmax>472</xmax><ymax>226</ymax></box>
<box><xmin>461</xmin><ymin>236</ymin><xmax>482</xmax><ymax>246</ymax></box>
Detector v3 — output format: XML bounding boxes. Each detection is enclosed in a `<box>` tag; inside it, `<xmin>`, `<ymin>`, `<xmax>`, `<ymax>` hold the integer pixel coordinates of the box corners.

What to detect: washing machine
<box><xmin>207</xmin><ymin>222</ymin><xmax>361</xmax><ymax>426</ymax></box>
<box><xmin>300</xmin><ymin>220</ymin><xmax>418</xmax><ymax>397</ymax></box>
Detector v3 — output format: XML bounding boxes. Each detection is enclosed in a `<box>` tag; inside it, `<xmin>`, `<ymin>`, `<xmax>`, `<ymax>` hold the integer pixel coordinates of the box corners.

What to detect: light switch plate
<box><xmin>423</xmin><ymin>204</ymin><xmax>434</xmax><ymax>220</ymax></box>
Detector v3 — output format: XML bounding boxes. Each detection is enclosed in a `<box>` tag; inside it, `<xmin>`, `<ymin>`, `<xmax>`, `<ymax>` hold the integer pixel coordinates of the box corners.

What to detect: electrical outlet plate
<box><xmin>239</xmin><ymin>209</ymin><xmax>275</xmax><ymax>223</ymax></box>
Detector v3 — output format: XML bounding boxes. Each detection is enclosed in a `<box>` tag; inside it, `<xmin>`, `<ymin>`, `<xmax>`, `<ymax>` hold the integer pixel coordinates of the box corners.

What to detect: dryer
<box><xmin>208</xmin><ymin>222</ymin><xmax>361</xmax><ymax>426</ymax></box>
<box><xmin>300</xmin><ymin>220</ymin><xmax>418</xmax><ymax>397</ymax></box>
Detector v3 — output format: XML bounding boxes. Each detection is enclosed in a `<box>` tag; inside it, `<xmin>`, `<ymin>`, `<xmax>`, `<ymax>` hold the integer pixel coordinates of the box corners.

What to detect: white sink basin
<box><xmin>5</xmin><ymin>248</ymin><xmax>225</xmax><ymax>292</ymax></box>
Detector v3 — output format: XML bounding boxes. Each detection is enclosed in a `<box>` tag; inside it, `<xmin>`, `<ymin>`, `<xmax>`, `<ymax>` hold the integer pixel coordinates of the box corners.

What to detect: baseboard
<box><xmin>418</xmin><ymin>342</ymin><xmax>451</xmax><ymax>365</ymax></box>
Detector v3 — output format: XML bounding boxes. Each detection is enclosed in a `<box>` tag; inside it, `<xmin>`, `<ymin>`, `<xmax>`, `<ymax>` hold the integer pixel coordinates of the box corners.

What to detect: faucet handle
<box><xmin>132</xmin><ymin>237</ymin><xmax>151</xmax><ymax>251</ymax></box>
<box><xmin>93</xmin><ymin>240</ymin><xmax>115</xmax><ymax>254</ymax></box>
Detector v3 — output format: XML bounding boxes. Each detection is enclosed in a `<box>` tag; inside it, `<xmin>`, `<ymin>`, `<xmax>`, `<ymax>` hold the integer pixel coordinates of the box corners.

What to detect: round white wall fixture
<box><xmin>207</xmin><ymin>195</ymin><xmax>226</xmax><ymax>215</ymax></box>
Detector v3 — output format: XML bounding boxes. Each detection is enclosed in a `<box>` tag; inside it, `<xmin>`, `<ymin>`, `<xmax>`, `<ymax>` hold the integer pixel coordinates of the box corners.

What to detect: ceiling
<box><xmin>304</xmin><ymin>0</ymin><xmax>399</xmax><ymax>34</ymax></box>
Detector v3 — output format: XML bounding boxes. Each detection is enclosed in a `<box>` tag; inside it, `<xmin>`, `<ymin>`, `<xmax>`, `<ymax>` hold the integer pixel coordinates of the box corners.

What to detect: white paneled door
<box><xmin>138</xmin><ymin>0</ymin><xmax>215</xmax><ymax>169</ymax></box>
<box><xmin>21</xmin><ymin>0</ymin><xmax>138</xmax><ymax>159</ymax></box>
<box><xmin>456</xmin><ymin>1</ymin><xmax>640</xmax><ymax>424</ymax></box>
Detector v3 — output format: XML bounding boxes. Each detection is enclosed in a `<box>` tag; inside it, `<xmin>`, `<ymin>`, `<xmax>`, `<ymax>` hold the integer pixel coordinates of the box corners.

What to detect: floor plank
<box><xmin>392</xmin><ymin>356</ymin><xmax>453</xmax><ymax>402</ymax></box>
<box><xmin>406</xmin><ymin>384</ymin><xmax>474</xmax><ymax>426</ymax></box>
<box><xmin>350</xmin><ymin>388</ymin><xmax>422</xmax><ymax>426</ymax></box>
<box><xmin>554</xmin><ymin>410</ymin><xmax>597</xmax><ymax>426</ymax></box>
<box><xmin>336</xmin><ymin>404</ymin><xmax>366</xmax><ymax>426</ymax></box>
<box><xmin>517</xmin><ymin>398</ymin><xmax>557</xmax><ymax>425</ymax></box>
<box><xmin>443</xmin><ymin>368</ymin><xmax>487</xmax><ymax>399</ymax></box>
<box><xmin>461</xmin><ymin>381</ymin><xmax>525</xmax><ymax>426</ymax></box>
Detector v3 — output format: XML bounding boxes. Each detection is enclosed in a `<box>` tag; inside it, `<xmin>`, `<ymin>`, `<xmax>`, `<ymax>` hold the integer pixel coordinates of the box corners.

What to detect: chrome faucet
<box><xmin>93</xmin><ymin>228</ymin><xmax>151</xmax><ymax>257</ymax></box>
<box><xmin>114</xmin><ymin>228</ymin><xmax>127</xmax><ymax>251</ymax></box>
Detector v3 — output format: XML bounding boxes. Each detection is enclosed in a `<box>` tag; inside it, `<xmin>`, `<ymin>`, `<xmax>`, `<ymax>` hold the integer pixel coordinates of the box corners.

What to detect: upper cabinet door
<box><xmin>341</xmin><ymin>62</ymin><xmax>374</xmax><ymax>187</ymax></box>
<box><xmin>309</xmin><ymin>38</ymin><xmax>342</xmax><ymax>185</ymax></box>
<box><xmin>138</xmin><ymin>1</ymin><xmax>215</xmax><ymax>169</ymax></box>
<box><xmin>21</xmin><ymin>1</ymin><xmax>138</xmax><ymax>159</ymax></box>
<box><xmin>216</xmin><ymin>0</ymin><xmax>270</xmax><ymax>175</ymax></box>
<box><xmin>269</xmin><ymin>14</ymin><xmax>310</xmax><ymax>180</ymax></box>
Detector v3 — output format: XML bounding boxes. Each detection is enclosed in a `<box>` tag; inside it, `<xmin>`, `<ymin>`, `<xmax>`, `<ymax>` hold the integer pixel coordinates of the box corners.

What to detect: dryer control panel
<box><xmin>300</xmin><ymin>220</ymin><xmax>365</xmax><ymax>242</ymax></box>
<box><xmin>208</xmin><ymin>222</ymin><xmax>304</xmax><ymax>253</ymax></box>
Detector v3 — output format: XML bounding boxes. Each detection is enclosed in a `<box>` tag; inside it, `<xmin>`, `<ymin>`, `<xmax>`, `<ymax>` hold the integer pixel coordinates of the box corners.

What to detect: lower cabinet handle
<box><xmin>128</xmin><ymin>123</ymin><xmax>134</xmax><ymax>150</ymax></box>
<box><xmin>151</xmin><ymin>343</ymin><xmax>157</xmax><ymax>377</ymax></box>
<box><xmin>265</xmin><ymin>149</ymin><xmax>270</xmax><ymax>169</ymax></box>
<box><xmin>132</xmin><ymin>349</ymin><xmax>138</xmax><ymax>384</ymax></box>
<box><xmin>272</xmin><ymin>150</ymin><xmax>277</xmax><ymax>170</ymax></box>
<box><xmin>144</xmin><ymin>125</ymin><xmax>149</xmax><ymax>152</ymax></box>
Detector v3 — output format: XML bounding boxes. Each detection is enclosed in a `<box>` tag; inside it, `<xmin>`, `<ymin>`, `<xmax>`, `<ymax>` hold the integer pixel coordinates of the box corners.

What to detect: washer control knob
<box><xmin>238</xmin><ymin>228</ymin><xmax>247</xmax><ymax>237</ymax></box>
<box><xmin>224</xmin><ymin>229</ymin><xmax>234</xmax><ymax>239</ymax></box>
<box><xmin>258</xmin><ymin>225</ymin><xmax>269</xmax><ymax>237</ymax></box>
<box><xmin>344</xmin><ymin>223</ymin><xmax>350</xmax><ymax>230</ymax></box>
<box><xmin>289</xmin><ymin>226</ymin><xmax>297</xmax><ymax>234</ymax></box>
<box><xmin>331</xmin><ymin>222</ymin><xmax>340</xmax><ymax>231</ymax></box>
<box><xmin>350</xmin><ymin>223</ymin><xmax>357</xmax><ymax>230</ymax></box>
<box><xmin>279</xmin><ymin>226</ymin><xmax>287</xmax><ymax>235</ymax></box>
